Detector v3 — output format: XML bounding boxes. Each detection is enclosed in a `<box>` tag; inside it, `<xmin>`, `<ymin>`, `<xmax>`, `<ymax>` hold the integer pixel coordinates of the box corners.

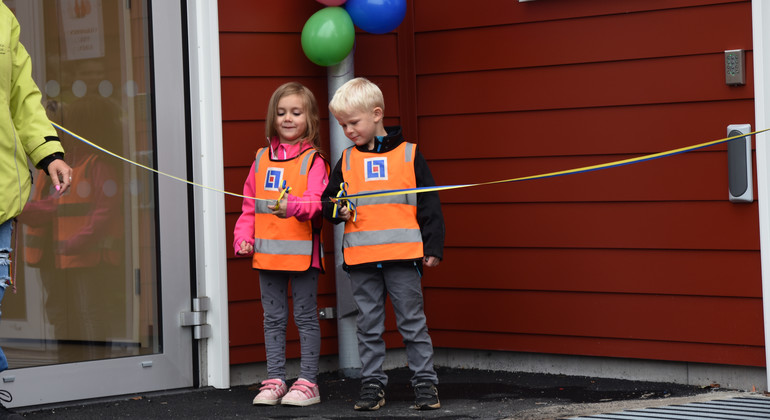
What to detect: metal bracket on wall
<box><xmin>180</xmin><ymin>296</ymin><xmax>212</xmax><ymax>339</ymax></box>
<box><xmin>319</xmin><ymin>307</ymin><xmax>337</xmax><ymax>320</ymax></box>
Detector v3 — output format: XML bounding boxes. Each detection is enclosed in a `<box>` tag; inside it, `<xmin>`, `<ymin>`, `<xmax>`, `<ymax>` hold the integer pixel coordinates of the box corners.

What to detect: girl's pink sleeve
<box><xmin>285</xmin><ymin>156</ymin><xmax>329</xmax><ymax>222</ymax></box>
<box><xmin>232</xmin><ymin>162</ymin><xmax>257</xmax><ymax>255</ymax></box>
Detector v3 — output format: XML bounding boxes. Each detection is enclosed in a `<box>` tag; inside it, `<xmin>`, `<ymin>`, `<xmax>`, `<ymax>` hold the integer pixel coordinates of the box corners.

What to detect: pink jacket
<box><xmin>232</xmin><ymin>138</ymin><xmax>329</xmax><ymax>270</ymax></box>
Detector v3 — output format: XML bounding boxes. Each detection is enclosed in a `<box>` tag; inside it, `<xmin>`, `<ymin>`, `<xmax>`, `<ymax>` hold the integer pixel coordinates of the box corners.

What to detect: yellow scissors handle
<box><xmin>272</xmin><ymin>180</ymin><xmax>291</xmax><ymax>211</ymax></box>
<box><xmin>332</xmin><ymin>182</ymin><xmax>357</xmax><ymax>221</ymax></box>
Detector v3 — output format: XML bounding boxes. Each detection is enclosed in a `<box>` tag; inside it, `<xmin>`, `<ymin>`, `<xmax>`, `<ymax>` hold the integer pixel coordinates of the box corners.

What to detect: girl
<box><xmin>233</xmin><ymin>82</ymin><xmax>329</xmax><ymax>407</ymax></box>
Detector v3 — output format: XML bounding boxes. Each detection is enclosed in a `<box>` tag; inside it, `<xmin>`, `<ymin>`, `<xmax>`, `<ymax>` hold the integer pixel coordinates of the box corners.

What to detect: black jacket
<box><xmin>322</xmin><ymin>126</ymin><xmax>445</xmax><ymax>269</ymax></box>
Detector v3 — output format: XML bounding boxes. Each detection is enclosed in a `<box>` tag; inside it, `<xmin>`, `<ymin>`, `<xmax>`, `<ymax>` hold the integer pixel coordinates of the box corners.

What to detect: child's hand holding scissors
<box><xmin>337</xmin><ymin>204</ymin><xmax>351</xmax><ymax>221</ymax></box>
<box><xmin>271</xmin><ymin>198</ymin><xmax>288</xmax><ymax>218</ymax></box>
<box><xmin>271</xmin><ymin>180</ymin><xmax>291</xmax><ymax>218</ymax></box>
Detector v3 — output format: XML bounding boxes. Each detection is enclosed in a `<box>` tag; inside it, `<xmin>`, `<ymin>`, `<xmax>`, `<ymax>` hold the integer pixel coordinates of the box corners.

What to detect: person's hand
<box><xmin>338</xmin><ymin>205</ymin><xmax>351</xmax><ymax>221</ymax></box>
<box><xmin>237</xmin><ymin>241</ymin><xmax>253</xmax><ymax>255</ymax></box>
<box><xmin>423</xmin><ymin>256</ymin><xmax>440</xmax><ymax>267</ymax></box>
<box><xmin>47</xmin><ymin>159</ymin><xmax>73</xmax><ymax>195</ymax></box>
<box><xmin>271</xmin><ymin>198</ymin><xmax>288</xmax><ymax>218</ymax></box>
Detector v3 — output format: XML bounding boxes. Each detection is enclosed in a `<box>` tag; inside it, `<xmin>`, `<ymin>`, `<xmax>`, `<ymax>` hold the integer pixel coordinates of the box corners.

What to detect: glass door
<box><xmin>0</xmin><ymin>0</ymin><xmax>195</xmax><ymax>407</ymax></box>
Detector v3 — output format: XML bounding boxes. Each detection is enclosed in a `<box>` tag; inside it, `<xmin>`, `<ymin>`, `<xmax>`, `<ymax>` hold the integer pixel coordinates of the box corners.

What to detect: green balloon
<box><xmin>301</xmin><ymin>7</ymin><xmax>355</xmax><ymax>66</ymax></box>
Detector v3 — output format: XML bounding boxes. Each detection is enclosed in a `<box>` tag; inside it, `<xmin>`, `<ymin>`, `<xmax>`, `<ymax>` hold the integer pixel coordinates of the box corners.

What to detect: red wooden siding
<box><xmin>413</xmin><ymin>0</ymin><xmax>762</xmax><ymax>366</ymax></box>
<box><xmin>219</xmin><ymin>0</ymin><xmax>762</xmax><ymax>368</ymax></box>
<box><xmin>220</xmin><ymin>0</ymin><xmax>330</xmax><ymax>365</ymax></box>
<box><xmin>219</xmin><ymin>0</ymin><xmax>410</xmax><ymax>364</ymax></box>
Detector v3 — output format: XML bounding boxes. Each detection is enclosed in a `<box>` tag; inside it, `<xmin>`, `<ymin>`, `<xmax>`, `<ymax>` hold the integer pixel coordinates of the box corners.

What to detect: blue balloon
<box><xmin>345</xmin><ymin>0</ymin><xmax>406</xmax><ymax>34</ymax></box>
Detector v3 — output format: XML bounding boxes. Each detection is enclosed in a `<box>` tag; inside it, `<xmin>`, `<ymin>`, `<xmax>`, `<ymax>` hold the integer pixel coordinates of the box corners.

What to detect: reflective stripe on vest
<box><xmin>252</xmin><ymin>147</ymin><xmax>319</xmax><ymax>271</ymax></box>
<box><xmin>342</xmin><ymin>142</ymin><xmax>423</xmax><ymax>265</ymax></box>
<box><xmin>343</xmin><ymin>228</ymin><xmax>423</xmax><ymax>247</ymax></box>
<box><xmin>254</xmin><ymin>238</ymin><xmax>312</xmax><ymax>255</ymax></box>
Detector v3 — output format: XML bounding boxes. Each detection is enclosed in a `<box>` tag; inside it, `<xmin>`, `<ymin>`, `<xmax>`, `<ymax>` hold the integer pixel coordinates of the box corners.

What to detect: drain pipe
<box><xmin>327</xmin><ymin>52</ymin><xmax>362</xmax><ymax>378</ymax></box>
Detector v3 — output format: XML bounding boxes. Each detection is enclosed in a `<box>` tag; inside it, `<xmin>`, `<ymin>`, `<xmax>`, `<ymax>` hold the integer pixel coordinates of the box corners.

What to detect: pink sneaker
<box><xmin>252</xmin><ymin>378</ymin><xmax>287</xmax><ymax>405</ymax></box>
<box><xmin>280</xmin><ymin>378</ymin><xmax>321</xmax><ymax>406</ymax></box>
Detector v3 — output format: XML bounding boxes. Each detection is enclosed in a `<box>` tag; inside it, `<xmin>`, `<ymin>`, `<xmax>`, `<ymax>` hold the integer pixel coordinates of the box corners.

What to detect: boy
<box><xmin>322</xmin><ymin>78</ymin><xmax>445</xmax><ymax>411</ymax></box>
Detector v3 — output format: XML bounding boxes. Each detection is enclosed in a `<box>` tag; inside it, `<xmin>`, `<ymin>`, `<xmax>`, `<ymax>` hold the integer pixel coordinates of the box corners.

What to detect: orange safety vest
<box><xmin>54</xmin><ymin>155</ymin><xmax>121</xmax><ymax>268</ymax></box>
<box><xmin>252</xmin><ymin>147</ymin><xmax>324</xmax><ymax>271</ymax></box>
<box><xmin>24</xmin><ymin>174</ymin><xmax>54</xmax><ymax>267</ymax></box>
<box><xmin>341</xmin><ymin>142</ymin><xmax>423</xmax><ymax>265</ymax></box>
<box><xmin>25</xmin><ymin>155</ymin><xmax>121</xmax><ymax>268</ymax></box>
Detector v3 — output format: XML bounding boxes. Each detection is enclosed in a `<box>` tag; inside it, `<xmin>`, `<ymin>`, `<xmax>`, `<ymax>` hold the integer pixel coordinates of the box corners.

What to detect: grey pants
<box><xmin>350</xmin><ymin>263</ymin><xmax>438</xmax><ymax>387</ymax></box>
<box><xmin>259</xmin><ymin>269</ymin><xmax>321</xmax><ymax>383</ymax></box>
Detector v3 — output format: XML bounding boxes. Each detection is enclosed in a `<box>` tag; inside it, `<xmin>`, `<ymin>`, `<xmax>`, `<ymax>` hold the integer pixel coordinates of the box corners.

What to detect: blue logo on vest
<box><xmin>364</xmin><ymin>157</ymin><xmax>388</xmax><ymax>181</ymax></box>
<box><xmin>264</xmin><ymin>168</ymin><xmax>284</xmax><ymax>191</ymax></box>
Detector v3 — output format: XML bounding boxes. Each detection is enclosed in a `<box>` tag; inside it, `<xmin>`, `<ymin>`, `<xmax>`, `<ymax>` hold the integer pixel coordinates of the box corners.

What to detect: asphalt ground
<box><xmin>17</xmin><ymin>366</ymin><xmax>745</xmax><ymax>419</ymax></box>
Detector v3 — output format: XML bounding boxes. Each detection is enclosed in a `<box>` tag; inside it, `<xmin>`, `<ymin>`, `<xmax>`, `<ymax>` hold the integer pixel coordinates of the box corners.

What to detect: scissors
<box><xmin>332</xmin><ymin>182</ymin><xmax>357</xmax><ymax>221</ymax></box>
<box><xmin>272</xmin><ymin>179</ymin><xmax>291</xmax><ymax>211</ymax></box>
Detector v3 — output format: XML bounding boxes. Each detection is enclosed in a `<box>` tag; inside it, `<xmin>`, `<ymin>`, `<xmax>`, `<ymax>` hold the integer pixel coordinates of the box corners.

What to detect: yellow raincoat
<box><xmin>0</xmin><ymin>1</ymin><xmax>64</xmax><ymax>225</ymax></box>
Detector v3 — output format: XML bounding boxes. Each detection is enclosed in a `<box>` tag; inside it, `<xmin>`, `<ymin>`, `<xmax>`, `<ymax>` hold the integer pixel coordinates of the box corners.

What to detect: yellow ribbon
<box><xmin>339</xmin><ymin>128</ymin><xmax>770</xmax><ymax>201</ymax></box>
<box><xmin>53</xmin><ymin>121</ymin><xmax>769</xmax><ymax>204</ymax></box>
<box><xmin>51</xmin><ymin>121</ymin><xmax>263</xmax><ymax>201</ymax></box>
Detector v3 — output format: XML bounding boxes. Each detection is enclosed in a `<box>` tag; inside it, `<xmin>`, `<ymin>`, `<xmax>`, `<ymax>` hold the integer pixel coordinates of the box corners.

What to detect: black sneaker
<box><xmin>413</xmin><ymin>381</ymin><xmax>440</xmax><ymax>410</ymax></box>
<box><xmin>354</xmin><ymin>380</ymin><xmax>385</xmax><ymax>411</ymax></box>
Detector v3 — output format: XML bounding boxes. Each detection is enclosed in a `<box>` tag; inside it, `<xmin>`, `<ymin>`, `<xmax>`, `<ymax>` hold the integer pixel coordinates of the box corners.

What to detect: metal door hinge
<box><xmin>180</xmin><ymin>296</ymin><xmax>211</xmax><ymax>339</ymax></box>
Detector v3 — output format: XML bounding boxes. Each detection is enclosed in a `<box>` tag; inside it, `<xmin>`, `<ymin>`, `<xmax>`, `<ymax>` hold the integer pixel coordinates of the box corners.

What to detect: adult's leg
<box><xmin>0</xmin><ymin>220</ymin><xmax>13</xmax><ymax>372</ymax></box>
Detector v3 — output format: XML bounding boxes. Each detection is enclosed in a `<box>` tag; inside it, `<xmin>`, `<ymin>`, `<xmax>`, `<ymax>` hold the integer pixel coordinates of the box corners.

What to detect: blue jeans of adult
<box><xmin>0</xmin><ymin>219</ymin><xmax>12</xmax><ymax>372</ymax></box>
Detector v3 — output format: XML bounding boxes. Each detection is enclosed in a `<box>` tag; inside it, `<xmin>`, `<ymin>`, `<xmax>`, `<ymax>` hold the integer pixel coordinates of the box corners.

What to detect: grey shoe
<box><xmin>354</xmin><ymin>380</ymin><xmax>385</xmax><ymax>411</ymax></box>
<box><xmin>413</xmin><ymin>381</ymin><xmax>440</xmax><ymax>410</ymax></box>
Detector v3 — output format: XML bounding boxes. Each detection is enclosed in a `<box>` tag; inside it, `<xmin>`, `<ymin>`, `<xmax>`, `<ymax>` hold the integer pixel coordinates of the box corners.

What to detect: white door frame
<box><xmin>185</xmin><ymin>0</ymin><xmax>229</xmax><ymax>389</ymax></box>
<box><xmin>752</xmin><ymin>0</ymin><xmax>770</xmax><ymax>391</ymax></box>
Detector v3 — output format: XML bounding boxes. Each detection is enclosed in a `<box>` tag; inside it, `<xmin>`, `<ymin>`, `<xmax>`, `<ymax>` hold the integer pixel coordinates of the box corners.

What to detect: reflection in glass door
<box><xmin>4</xmin><ymin>0</ymin><xmax>158</xmax><ymax>368</ymax></box>
<box><xmin>0</xmin><ymin>0</ymin><xmax>194</xmax><ymax>407</ymax></box>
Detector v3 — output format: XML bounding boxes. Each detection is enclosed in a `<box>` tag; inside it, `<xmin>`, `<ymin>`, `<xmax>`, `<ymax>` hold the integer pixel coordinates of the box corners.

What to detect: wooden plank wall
<box><xmin>414</xmin><ymin>0</ymin><xmax>764</xmax><ymax>366</ymax></box>
<box><xmin>220</xmin><ymin>0</ymin><xmax>763</xmax><ymax>368</ymax></box>
<box><xmin>218</xmin><ymin>0</ymin><xmax>410</xmax><ymax>364</ymax></box>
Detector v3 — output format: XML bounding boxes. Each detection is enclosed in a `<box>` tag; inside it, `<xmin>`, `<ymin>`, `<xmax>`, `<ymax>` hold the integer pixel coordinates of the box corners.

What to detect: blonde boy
<box><xmin>322</xmin><ymin>78</ymin><xmax>445</xmax><ymax>411</ymax></box>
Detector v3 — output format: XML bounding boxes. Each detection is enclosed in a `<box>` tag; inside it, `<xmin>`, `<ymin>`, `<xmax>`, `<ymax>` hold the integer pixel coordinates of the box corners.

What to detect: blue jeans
<box><xmin>0</xmin><ymin>219</ymin><xmax>13</xmax><ymax>372</ymax></box>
